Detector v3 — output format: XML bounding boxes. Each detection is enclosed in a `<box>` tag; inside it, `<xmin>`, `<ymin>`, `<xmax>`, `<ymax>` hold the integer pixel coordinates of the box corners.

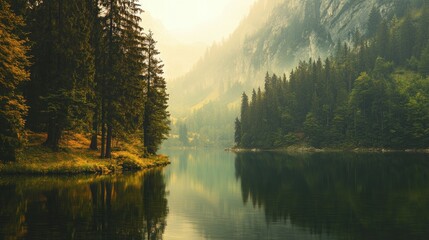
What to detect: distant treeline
<box><xmin>235</xmin><ymin>5</ymin><xmax>429</xmax><ymax>149</ymax></box>
<box><xmin>0</xmin><ymin>0</ymin><xmax>169</xmax><ymax>162</ymax></box>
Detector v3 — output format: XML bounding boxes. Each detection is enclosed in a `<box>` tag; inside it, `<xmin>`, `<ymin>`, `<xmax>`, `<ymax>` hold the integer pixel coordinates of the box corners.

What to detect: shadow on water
<box><xmin>0</xmin><ymin>170</ymin><xmax>168</xmax><ymax>240</ymax></box>
<box><xmin>235</xmin><ymin>152</ymin><xmax>429</xmax><ymax>240</ymax></box>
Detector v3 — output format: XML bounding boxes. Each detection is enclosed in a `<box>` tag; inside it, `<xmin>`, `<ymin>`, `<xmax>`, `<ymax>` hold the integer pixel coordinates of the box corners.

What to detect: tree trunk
<box><xmin>45</xmin><ymin>121</ymin><xmax>62</xmax><ymax>151</ymax></box>
<box><xmin>143</xmin><ymin>53</ymin><xmax>151</xmax><ymax>156</ymax></box>
<box><xmin>90</xmin><ymin>106</ymin><xmax>98</xmax><ymax>150</ymax></box>
<box><xmin>100</xmin><ymin>97</ymin><xmax>106</xmax><ymax>158</ymax></box>
<box><xmin>143</xmin><ymin>107</ymin><xmax>149</xmax><ymax>156</ymax></box>
<box><xmin>0</xmin><ymin>123</ymin><xmax>16</xmax><ymax>161</ymax></box>
<box><xmin>105</xmin><ymin>123</ymin><xmax>112</xmax><ymax>159</ymax></box>
<box><xmin>44</xmin><ymin>0</ymin><xmax>63</xmax><ymax>152</ymax></box>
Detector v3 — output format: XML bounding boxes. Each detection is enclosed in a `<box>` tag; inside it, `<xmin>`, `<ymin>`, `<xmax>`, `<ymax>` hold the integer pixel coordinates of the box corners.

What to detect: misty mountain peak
<box><xmin>170</xmin><ymin>0</ymin><xmax>398</xmax><ymax>115</ymax></box>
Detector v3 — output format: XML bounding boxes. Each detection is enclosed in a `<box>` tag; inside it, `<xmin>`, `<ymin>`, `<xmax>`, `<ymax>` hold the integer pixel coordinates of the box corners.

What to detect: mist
<box><xmin>140</xmin><ymin>0</ymin><xmax>258</xmax><ymax>80</ymax></box>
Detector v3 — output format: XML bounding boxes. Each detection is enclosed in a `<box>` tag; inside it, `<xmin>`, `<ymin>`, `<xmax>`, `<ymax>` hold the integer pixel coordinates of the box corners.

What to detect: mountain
<box><xmin>167</xmin><ymin>0</ymin><xmax>403</xmax><ymax>146</ymax></box>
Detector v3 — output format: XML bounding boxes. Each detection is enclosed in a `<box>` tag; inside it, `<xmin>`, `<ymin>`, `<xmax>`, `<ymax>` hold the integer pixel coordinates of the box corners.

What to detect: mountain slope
<box><xmin>168</xmin><ymin>0</ymin><xmax>401</xmax><ymax>146</ymax></box>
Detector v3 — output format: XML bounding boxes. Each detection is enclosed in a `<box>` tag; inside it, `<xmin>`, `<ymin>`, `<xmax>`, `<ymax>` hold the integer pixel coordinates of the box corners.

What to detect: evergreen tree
<box><xmin>368</xmin><ymin>7</ymin><xmax>382</xmax><ymax>38</ymax></box>
<box><xmin>89</xmin><ymin>0</ymin><xmax>104</xmax><ymax>151</ymax></box>
<box><xmin>234</xmin><ymin>118</ymin><xmax>241</xmax><ymax>146</ymax></box>
<box><xmin>239</xmin><ymin>92</ymin><xmax>250</xmax><ymax>147</ymax></box>
<box><xmin>419</xmin><ymin>41</ymin><xmax>429</xmax><ymax>76</ymax></box>
<box><xmin>0</xmin><ymin>0</ymin><xmax>30</xmax><ymax>161</ymax></box>
<box><xmin>233</xmin><ymin>6</ymin><xmax>429</xmax><ymax>149</ymax></box>
<box><xmin>143</xmin><ymin>32</ymin><xmax>170</xmax><ymax>155</ymax></box>
<box><xmin>414</xmin><ymin>6</ymin><xmax>429</xmax><ymax>56</ymax></box>
<box><xmin>25</xmin><ymin>0</ymin><xmax>95</xmax><ymax>150</ymax></box>
<box><xmin>99</xmin><ymin>0</ymin><xmax>146</xmax><ymax>158</ymax></box>
<box><xmin>397</xmin><ymin>17</ymin><xmax>415</xmax><ymax>64</ymax></box>
<box><xmin>0</xmin><ymin>0</ymin><xmax>170</xmax><ymax>161</ymax></box>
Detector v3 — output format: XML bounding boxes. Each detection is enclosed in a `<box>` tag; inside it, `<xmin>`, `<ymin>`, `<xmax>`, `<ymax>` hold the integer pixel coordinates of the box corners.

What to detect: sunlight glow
<box><xmin>143</xmin><ymin>0</ymin><xmax>227</xmax><ymax>32</ymax></box>
<box><xmin>141</xmin><ymin>0</ymin><xmax>257</xmax><ymax>43</ymax></box>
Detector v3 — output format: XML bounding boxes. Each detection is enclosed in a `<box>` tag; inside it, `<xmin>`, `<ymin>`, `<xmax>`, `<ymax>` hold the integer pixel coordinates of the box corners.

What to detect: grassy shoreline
<box><xmin>0</xmin><ymin>132</ymin><xmax>170</xmax><ymax>175</ymax></box>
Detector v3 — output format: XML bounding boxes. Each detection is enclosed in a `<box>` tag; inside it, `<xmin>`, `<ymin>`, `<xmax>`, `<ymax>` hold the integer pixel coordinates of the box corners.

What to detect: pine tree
<box><xmin>233</xmin><ymin>4</ymin><xmax>429</xmax><ymax>149</ymax></box>
<box><xmin>89</xmin><ymin>0</ymin><xmax>104</xmax><ymax>151</ymax></box>
<box><xmin>419</xmin><ymin>41</ymin><xmax>429</xmax><ymax>76</ymax></box>
<box><xmin>99</xmin><ymin>0</ymin><xmax>146</xmax><ymax>158</ymax></box>
<box><xmin>143</xmin><ymin>32</ymin><xmax>170</xmax><ymax>155</ymax></box>
<box><xmin>239</xmin><ymin>92</ymin><xmax>250</xmax><ymax>147</ymax></box>
<box><xmin>234</xmin><ymin>118</ymin><xmax>242</xmax><ymax>146</ymax></box>
<box><xmin>368</xmin><ymin>7</ymin><xmax>382</xmax><ymax>38</ymax></box>
<box><xmin>0</xmin><ymin>0</ymin><xmax>30</xmax><ymax>161</ymax></box>
<box><xmin>25</xmin><ymin>0</ymin><xmax>95</xmax><ymax>150</ymax></box>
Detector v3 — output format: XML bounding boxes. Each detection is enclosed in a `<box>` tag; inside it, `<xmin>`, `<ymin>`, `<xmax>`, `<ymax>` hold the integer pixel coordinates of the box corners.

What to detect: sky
<box><xmin>140</xmin><ymin>0</ymin><xmax>257</xmax><ymax>44</ymax></box>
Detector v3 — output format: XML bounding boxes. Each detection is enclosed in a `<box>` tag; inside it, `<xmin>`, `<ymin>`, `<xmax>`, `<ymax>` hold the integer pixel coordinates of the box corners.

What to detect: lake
<box><xmin>1</xmin><ymin>149</ymin><xmax>429</xmax><ymax>239</ymax></box>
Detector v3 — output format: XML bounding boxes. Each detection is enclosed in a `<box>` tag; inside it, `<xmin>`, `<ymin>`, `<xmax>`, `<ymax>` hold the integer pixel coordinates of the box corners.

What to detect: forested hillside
<box><xmin>169</xmin><ymin>0</ymin><xmax>411</xmax><ymax>147</ymax></box>
<box><xmin>0</xmin><ymin>0</ymin><xmax>169</xmax><ymax>162</ymax></box>
<box><xmin>235</xmin><ymin>3</ymin><xmax>429</xmax><ymax>149</ymax></box>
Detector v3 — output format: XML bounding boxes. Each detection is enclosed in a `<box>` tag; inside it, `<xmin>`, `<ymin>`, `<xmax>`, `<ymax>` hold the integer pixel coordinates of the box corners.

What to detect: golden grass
<box><xmin>0</xmin><ymin>132</ymin><xmax>170</xmax><ymax>175</ymax></box>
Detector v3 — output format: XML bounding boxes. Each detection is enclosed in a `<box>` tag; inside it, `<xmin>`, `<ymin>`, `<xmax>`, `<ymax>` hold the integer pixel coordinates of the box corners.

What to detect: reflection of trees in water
<box><xmin>142</xmin><ymin>171</ymin><xmax>168</xmax><ymax>240</ymax></box>
<box><xmin>0</xmin><ymin>184</ymin><xmax>27</xmax><ymax>239</ymax></box>
<box><xmin>235</xmin><ymin>152</ymin><xmax>429</xmax><ymax>240</ymax></box>
<box><xmin>0</xmin><ymin>170</ymin><xmax>168</xmax><ymax>240</ymax></box>
<box><xmin>90</xmin><ymin>170</ymin><xmax>168</xmax><ymax>239</ymax></box>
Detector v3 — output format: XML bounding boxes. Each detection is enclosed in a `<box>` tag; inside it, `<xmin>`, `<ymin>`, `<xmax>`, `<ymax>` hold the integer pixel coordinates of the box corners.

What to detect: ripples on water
<box><xmin>1</xmin><ymin>150</ymin><xmax>429</xmax><ymax>239</ymax></box>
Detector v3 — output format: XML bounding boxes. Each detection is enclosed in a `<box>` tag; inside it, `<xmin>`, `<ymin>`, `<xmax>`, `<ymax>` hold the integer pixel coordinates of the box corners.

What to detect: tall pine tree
<box><xmin>99</xmin><ymin>0</ymin><xmax>146</xmax><ymax>158</ymax></box>
<box><xmin>25</xmin><ymin>0</ymin><xmax>95</xmax><ymax>150</ymax></box>
<box><xmin>143</xmin><ymin>32</ymin><xmax>170</xmax><ymax>156</ymax></box>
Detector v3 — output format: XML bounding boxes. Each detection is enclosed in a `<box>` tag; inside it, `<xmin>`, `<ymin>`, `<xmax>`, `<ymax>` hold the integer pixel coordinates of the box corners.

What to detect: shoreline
<box><xmin>226</xmin><ymin>145</ymin><xmax>429</xmax><ymax>154</ymax></box>
<box><xmin>0</xmin><ymin>149</ymin><xmax>170</xmax><ymax>176</ymax></box>
<box><xmin>0</xmin><ymin>132</ymin><xmax>170</xmax><ymax>176</ymax></box>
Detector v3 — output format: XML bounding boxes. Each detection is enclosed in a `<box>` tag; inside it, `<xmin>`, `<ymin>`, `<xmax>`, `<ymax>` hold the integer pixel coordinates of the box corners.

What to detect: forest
<box><xmin>235</xmin><ymin>4</ymin><xmax>429</xmax><ymax>149</ymax></box>
<box><xmin>0</xmin><ymin>0</ymin><xmax>169</xmax><ymax>163</ymax></box>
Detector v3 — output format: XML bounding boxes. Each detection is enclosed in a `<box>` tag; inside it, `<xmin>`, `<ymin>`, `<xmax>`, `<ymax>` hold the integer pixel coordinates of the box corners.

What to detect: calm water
<box><xmin>1</xmin><ymin>150</ymin><xmax>429</xmax><ymax>239</ymax></box>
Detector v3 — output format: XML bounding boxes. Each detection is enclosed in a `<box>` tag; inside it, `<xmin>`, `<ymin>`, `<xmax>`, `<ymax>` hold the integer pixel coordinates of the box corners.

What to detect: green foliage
<box><xmin>419</xmin><ymin>41</ymin><xmax>429</xmax><ymax>76</ymax></box>
<box><xmin>0</xmin><ymin>0</ymin><xmax>170</xmax><ymax>160</ymax></box>
<box><xmin>368</xmin><ymin>7</ymin><xmax>382</xmax><ymax>38</ymax></box>
<box><xmin>143</xmin><ymin>32</ymin><xmax>170</xmax><ymax>155</ymax></box>
<box><xmin>234</xmin><ymin>118</ymin><xmax>241</xmax><ymax>146</ymax></box>
<box><xmin>184</xmin><ymin>101</ymin><xmax>236</xmax><ymax>147</ymax></box>
<box><xmin>95</xmin><ymin>0</ymin><xmax>148</xmax><ymax>158</ymax></box>
<box><xmin>0</xmin><ymin>0</ymin><xmax>29</xmax><ymax>162</ymax></box>
<box><xmin>303</xmin><ymin>113</ymin><xmax>322</xmax><ymax>147</ymax></box>
<box><xmin>235</xmin><ymin>6</ymin><xmax>429</xmax><ymax>149</ymax></box>
<box><xmin>23</xmin><ymin>0</ymin><xmax>95</xmax><ymax>150</ymax></box>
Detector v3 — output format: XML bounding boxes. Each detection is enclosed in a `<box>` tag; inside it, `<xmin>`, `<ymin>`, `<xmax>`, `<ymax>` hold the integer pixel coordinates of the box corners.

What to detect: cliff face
<box><xmin>239</xmin><ymin>0</ymin><xmax>397</xmax><ymax>82</ymax></box>
<box><xmin>169</xmin><ymin>0</ymin><xmax>398</xmax><ymax>116</ymax></box>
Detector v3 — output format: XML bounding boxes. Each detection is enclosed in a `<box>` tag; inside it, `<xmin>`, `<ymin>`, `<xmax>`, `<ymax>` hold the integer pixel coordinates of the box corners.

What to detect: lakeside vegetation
<box><xmin>235</xmin><ymin>4</ymin><xmax>429</xmax><ymax>150</ymax></box>
<box><xmin>0</xmin><ymin>0</ymin><xmax>170</xmax><ymax>169</ymax></box>
<box><xmin>0</xmin><ymin>132</ymin><xmax>169</xmax><ymax>175</ymax></box>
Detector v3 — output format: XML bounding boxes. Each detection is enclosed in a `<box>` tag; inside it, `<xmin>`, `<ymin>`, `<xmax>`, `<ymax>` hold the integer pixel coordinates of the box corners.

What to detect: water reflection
<box><xmin>162</xmin><ymin>149</ymin><xmax>331</xmax><ymax>240</ymax></box>
<box><xmin>0</xmin><ymin>170</ymin><xmax>168</xmax><ymax>240</ymax></box>
<box><xmin>2</xmin><ymin>151</ymin><xmax>429</xmax><ymax>240</ymax></box>
<box><xmin>235</xmin><ymin>152</ymin><xmax>429</xmax><ymax>240</ymax></box>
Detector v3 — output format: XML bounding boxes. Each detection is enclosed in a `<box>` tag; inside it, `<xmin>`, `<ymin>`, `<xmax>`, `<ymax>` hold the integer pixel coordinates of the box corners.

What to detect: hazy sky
<box><xmin>140</xmin><ymin>0</ymin><xmax>257</xmax><ymax>44</ymax></box>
